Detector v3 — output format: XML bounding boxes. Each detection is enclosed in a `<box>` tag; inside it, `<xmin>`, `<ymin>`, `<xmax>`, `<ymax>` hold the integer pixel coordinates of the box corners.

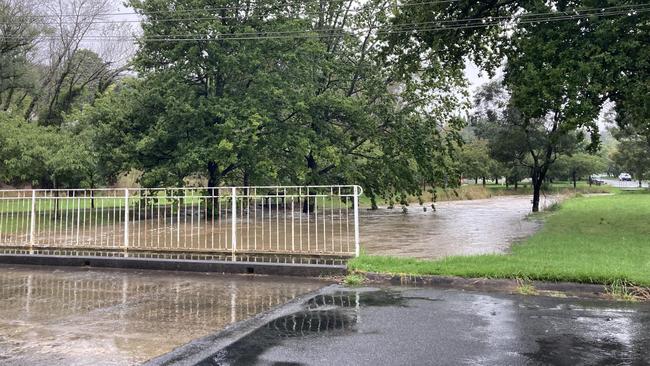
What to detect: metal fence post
<box><xmin>124</xmin><ymin>189</ymin><xmax>129</xmax><ymax>257</ymax></box>
<box><xmin>231</xmin><ymin>187</ymin><xmax>237</xmax><ymax>261</ymax></box>
<box><xmin>29</xmin><ymin>190</ymin><xmax>36</xmax><ymax>254</ymax></box>
<box><xmin>353</xmin><ymin>185</ymin><xmax>360</xmax><ymax>257</ymax></box>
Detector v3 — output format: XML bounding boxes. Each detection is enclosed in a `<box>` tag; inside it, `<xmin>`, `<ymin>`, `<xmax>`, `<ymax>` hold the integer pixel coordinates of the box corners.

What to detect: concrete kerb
<box><xmin>0</xmin><ymin>254</ymin><xmax>347</xmax><ymax>277</ymax></box>
<box><xmin>143</xmin><ymin>284</ymin><xmax>345</xmax><ymax>366</ymax></box>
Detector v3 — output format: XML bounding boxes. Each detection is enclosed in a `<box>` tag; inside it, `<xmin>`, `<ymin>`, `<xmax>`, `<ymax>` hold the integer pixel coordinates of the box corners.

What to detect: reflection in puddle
<box><xmin>0</xmin><ymin>266</ymin><xmax>323</xmax><ymax>365</ymax></box>
<box><xmin>199</xmin><ymin>288</ymin><xmax>650</xmax><ymax>366</ymax></box>
<box><xmin>200</xmin><ymin>290</ymin><xmax>405</xmax><ymax>366</ymax></box>
<box><xmin>306</xmin><ymin>290</ymin><xmax>407</xmax><ymax>309</ymax></box>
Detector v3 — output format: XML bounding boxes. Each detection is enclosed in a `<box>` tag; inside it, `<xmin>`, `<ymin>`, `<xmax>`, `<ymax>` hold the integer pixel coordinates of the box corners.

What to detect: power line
<box><xmin>5</xmin><ymin>3</ymin><xmax>647</xmax><ymax>31</ymax></box>
<box><xmin>23</xmin><ymin>0</ymin><xmax>461</xmax><ymax>19</ymax></box>
<box><xmin>3</xmin><ymin>6</ymin><xmax>647</xmax><ymax>42</ymax></box>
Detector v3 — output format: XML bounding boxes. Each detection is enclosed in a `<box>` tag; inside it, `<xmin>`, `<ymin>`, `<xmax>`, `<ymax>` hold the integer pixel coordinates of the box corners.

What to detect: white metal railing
<box><xmin>0</xmin><ymin>186</ymin><xmax>362</xmax><ymax>261</ymax></box>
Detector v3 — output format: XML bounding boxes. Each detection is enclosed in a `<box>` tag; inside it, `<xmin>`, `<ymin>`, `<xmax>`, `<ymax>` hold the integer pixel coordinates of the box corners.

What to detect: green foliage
<box><xmin>0</xmin><ymin>0</ymin><xmax>40</xmax><ymax>112</ymax></box>
<box><xmin>549</xmin><ymin>153</ymin><xmax>608</xmax><ymax>185</ymax></box>
<box><xmin>458</xmin><ymin>139</ymin><xmax>492</xmax><ymax>181</ymax></box>
<box><xmin>612</xmin><ymin>129</ymin><xmax>650</xmax><ymax>185</ymax></box>
<box><xmin>83</xmin><ymin>0</ymin><xmax>466</xmax><ymax>196</ymax></box>
<box><xmin>0</xmin><ymin>112</ymin><xmax>98</xmax><ymax>188</ymax></box>
<box><xmin>393</xmin><ymin>1</ymin><xmax>649</xmax><ymax>211</ymax></box>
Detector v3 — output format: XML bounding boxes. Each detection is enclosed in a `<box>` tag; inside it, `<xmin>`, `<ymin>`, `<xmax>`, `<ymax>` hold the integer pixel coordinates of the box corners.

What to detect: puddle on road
<box><xmin>525</xmin><ymin>335</ymin><xmax>643</xmax><ymax>365</ymax></box>
<box><xmin>199</xmin><ymin>290</ymin><xmax>410</xmax><ymax>366</ymax></box>
<box><xmin>0</xmin><ymin>265</ymin><xmax>324</xmax><ymax>365</ymax></box>
<box><xmin>361</xmin><ymin>195</ymin><xmax>557</xmax><ymax>259</ymax></box>
<box><xmin>199</xmin><ymin>288</ymin><xmax>650</xmax><ymax>366</ymax></box>
<box><xmin>305</xmin><ymin>290</ymin><xmax>407</xmax><ymax>309</ymax></box>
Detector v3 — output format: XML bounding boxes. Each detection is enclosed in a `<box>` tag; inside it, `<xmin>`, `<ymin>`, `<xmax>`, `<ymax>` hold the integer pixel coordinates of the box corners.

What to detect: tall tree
<box><xmin>22</xmin><ymin>0</ymin><xmax>131</xmax><ymax>124</ymax></box>
<box><xmin>612</xmin><ymin>126</ymin><xmax>650</xmax><ymax>188</ymax></box>
<box><xmin>549</xmin><ymin>153</ymin><xmax>607</xmax><ymax>188</ymax></box>
<box><xmin>386</xmin><ymin>1</ymin><xmax>650</xmax><ymax>210</ymax></box>
<box><xmin>0</xmin><ymin>0</ymin><xmax>40</xmax><ymax>111</ymax></box>
<box><xmin>90</xmin><ymin>0</ymin><xmax>465</xmax><ymax>200</ymax></box>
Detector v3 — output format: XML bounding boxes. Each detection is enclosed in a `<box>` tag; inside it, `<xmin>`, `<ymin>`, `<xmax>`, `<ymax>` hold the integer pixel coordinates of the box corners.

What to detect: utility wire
<box><xmin>5</xmin><ymin>3</ymin><xmax>647</xmax><ymax>31</ymax></box>
<box><xmin>3</xmin><ymin>6</ymin><xmax>647</xmax><ymax>42</ymax></box>
<box><xmin>22</xmin><ymin>0</ymin><xmax>462</xmax><ymax>19</ymax></box>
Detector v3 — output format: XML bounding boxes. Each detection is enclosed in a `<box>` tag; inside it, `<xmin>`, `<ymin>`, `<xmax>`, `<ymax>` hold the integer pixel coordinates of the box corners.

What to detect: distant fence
<box><xmin>0</xmin><ymin>186</ymin><xmax>362</xmax><ymax>263</ymax></box>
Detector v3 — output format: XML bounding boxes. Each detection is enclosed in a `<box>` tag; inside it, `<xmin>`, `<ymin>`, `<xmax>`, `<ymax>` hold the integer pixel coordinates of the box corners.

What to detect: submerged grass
<box><xmin>349</xmin><ymin>192</ymin><xmax>650</xmax><ymax>287</ymax></box>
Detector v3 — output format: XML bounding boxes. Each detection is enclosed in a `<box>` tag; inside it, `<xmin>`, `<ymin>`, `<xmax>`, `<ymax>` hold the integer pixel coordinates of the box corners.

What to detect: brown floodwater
<box><xmin>360</xmin><ymin>195</ymin><xmax>556</xmax><ymax>259</ymax></box>
<box><xmin>0</xmin><ymin>265</ymin><xmax>325</xmax><ymax>365</ymax></box>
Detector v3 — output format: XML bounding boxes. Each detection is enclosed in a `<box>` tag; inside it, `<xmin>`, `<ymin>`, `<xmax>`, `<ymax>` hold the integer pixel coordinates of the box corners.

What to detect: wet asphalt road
<box><xmin>193</xmin><ymin>286</ymin><xmax>650</xmax><ymax>366</ymax></box>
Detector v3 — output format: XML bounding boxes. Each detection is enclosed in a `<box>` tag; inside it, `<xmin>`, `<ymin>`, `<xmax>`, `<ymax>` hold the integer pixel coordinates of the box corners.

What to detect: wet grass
<box><xmin>343</xmin><ymin>273</ymin><xmax>366</xmax><ymax>286</ymax></box>
<box><xmin>516</xmin><ymin>277</ymin><xmax>539</xmax><ymax>296</ymax></box>
<box><xmin>607</xmin><ymin>279</ymin><xmax>639</xmax><ymax>302</ymax></box>
<box><xmin>349</xmin><ymin>191</ymin><xmax>650</xmax><ymax>287</ymax></box>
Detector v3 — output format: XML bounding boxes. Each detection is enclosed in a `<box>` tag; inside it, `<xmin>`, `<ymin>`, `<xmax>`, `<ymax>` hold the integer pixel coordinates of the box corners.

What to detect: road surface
<box><xmin>180</xmin><ymin>286</ymin><xmax>650</xmax><ymax>366</ymax></box>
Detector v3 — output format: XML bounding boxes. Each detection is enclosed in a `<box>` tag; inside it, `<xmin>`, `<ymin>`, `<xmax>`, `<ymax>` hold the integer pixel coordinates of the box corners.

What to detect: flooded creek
<box><xmin>360</xmin><ymin>195</ymin><xmax>556</xmax><ymax>258</ymax></box>
<box><xmin>0</xmin><ymin>265</ymin><xmax>324</xmax><ymax>365</ymax></box>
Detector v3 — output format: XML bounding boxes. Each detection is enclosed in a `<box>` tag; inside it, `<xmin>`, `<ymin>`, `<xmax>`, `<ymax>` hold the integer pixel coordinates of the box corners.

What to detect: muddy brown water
<box><xmin>0</xmin><ymin>265</ymin><xmax>325</xmax><ymax>365</ymax></box>
<box><xmin>360</xmin><ymin>195</ymin><xmax>557</xmax><ymax>259</ymax></box>
<box><xmin>3</xmin><ymin>195</ymin><xmax>552</xmax><ymax>259</ymax></box>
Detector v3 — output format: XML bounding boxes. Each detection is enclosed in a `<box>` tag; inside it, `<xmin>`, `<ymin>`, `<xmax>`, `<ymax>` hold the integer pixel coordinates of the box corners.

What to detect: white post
<box><xmin>231</xmin><ymin>187</ymin><xmax>237</xmax><ymax>261</ymax></box>
<box><xmin>124</xmin><ymin>189</ymin><xmax>129</xmax><ymax>257</ymax></box>
<box><xmin>353</xmin><ymin>185</ymin><xmax>360</xmax><ymax>257</ymax></box>
<box><xmin>29</xmin><ymin>190</ymin><xmax>36</xmax><ymax>254</ymax></box>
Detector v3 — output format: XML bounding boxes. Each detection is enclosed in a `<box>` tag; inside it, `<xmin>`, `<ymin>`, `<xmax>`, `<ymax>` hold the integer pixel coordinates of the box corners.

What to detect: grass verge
<box><xmin>349</xmin><ymin>191</ymin><xmax>650</xmax><ymax>287</ymax></box>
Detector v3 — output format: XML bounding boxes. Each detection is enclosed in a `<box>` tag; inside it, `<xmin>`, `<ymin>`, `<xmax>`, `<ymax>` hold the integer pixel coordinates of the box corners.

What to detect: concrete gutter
<box><xmin>0</xmin><ymin>254</ymin><xmax>347</xmax><ymax>277</ymax></box>
<box><xmin>361</xmin><ymin>272</ymin><xmax>613</xmax><ymax>300</ymax></box>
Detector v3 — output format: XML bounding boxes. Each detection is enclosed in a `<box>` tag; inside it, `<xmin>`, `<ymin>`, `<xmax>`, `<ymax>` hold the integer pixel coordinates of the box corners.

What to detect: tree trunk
<box><xmin>370</xmin><ymin>196</ymin><xmax>378</xmax><ymax>210</ymax></box>
<box><xmin>474</xmin><ymin>177</ymin><xmax>478</xmax><ymax>184</ymax></box>
<box><xmin>24</xmin><ymin>97</ymin><xmax>37</xmax><ymax>121</ymax></box>
<box><xmin>495</xmin><ymin>177</ymin><xmax>499</xmax><ymax>185</ymax></box>
<box><xmin>482</xmin><ymin>177</ymin><xmax>486</xmax><ymax>186</ymax></box>
<box><xmin>514</xmin><ymin>180</ymin><xmax>518</xmax><ymax>191</ymax></box>
<box><xmin>243</xmin><ymin>169</ymin><xmax>250</xmax><ymax>186</ymax></box>
<box><xmin>1</xmin><ymin>87</ymin><xmax>14</xmax><ymax>111</ymax></box>
<box><xmin>302</xmin><ymin>197</ymin><xmax>314</xmax><ymax>213</ymax></box>
<box><xmin>572</xmin><ymin>171</ymin><xmax>577</xmax><ymax>189</ymax></box>
<box><xmin>208</xmin><ymin>161</ymin><xmax>219</xmax><ymax>188</ymax></box>
<box><xmin>532</xmin><ymin>179</ymin><xmax>542</xmax><ymax>213</ymax></box>
<box><xmin>531</xmin><ymin>166</ymin><xmax>548</xmax><ymax>213</ymax></box>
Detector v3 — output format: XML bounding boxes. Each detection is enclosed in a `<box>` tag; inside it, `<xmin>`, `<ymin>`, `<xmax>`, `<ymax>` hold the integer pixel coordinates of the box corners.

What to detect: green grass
<box><xmin>343</xmin><ymin>273</ymin><xmax>366</xmax><ymax>286</ymax></box>
<box><xmin>349</xmin><ymin>191</ymin><xmax>650</xmax><ymax>286</ymax></box>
